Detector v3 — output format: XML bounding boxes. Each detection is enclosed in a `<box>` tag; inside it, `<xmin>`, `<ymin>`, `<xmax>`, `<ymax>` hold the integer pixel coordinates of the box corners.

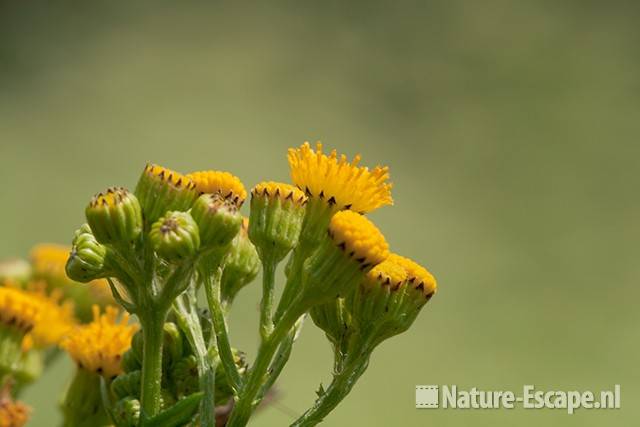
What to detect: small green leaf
<box><xmin>143</xmin><ymin>391</ymin><xmax>203</xmax><ymax>427</ymax></box>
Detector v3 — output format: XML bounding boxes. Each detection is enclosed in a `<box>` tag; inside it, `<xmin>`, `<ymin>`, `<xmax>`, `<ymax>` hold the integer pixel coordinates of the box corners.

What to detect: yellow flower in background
<box><xmin>0</xmin><ymin>286</ymin><xmax>41</xmax><ymax>334</ymax></box>
<box><xmin>61</xmin><ymin>306</ymin><xmax>138</xmax><ymax>379</ymax></box>
<box><xmin>186</xmin><ymin>170</ymin><xmax>247</xmax><ymax>206</ymax></box>
<box><xmin>0</xmin><ymin>394</ymin><xmax>30</xmax><ymax>427</ymax></box>
<box><xmin>29</xmin><ymin>243</ymin><xmax>113</xmax><ymax>314</ymax></box>
<box><xmin>21</xmin><ymin>284</ymin><xmax>75</xmax><ymax>351</ymax></box>
<box><xmin>288</xmin><ymin>142</ymin><xmax>393</xmax><ymax>213</ymax></box>
<box><xmin>30</xmin><ymin>243</ymin><xmax>69</xmax><ymax>283</ymax></box>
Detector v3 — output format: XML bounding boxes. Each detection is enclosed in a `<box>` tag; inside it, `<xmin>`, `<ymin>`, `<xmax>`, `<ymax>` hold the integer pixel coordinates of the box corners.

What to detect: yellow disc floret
<box><xmin>366</xmin><ymin>258</ymin><xmax>408</xmax><ymax>289</ymax></box>
<box><xmin>61</xmin><ymin>306</ymin><xmax>138</xmax><ymax>379</ymax></box>
<box><xmin>328</xmin><ymin>211</ymin><xmax>389</xmax><ymax>268</ymax></box>
<box><xmin>0</xmin><ymin>287</ymin><xmax>41</xmax><ymax>334</ymax></box>
<box><xmin>0</xmin><ymin>397</ymin><xmax>30</xmax><ymax>427</ymax></box>
<box><xmin>187</xmin><ymin>170</ymin><xmax>247</xmax><ymax>205</ymax></box>
<box><xmin>252</xmin><ymin>182</ymin><xmax>307</xmax><ymax>205</ymax></box>
<box><xmin>288</xmin><ymin>142</ymin><xmax>393</xmax><ymax>213</ymax></box>
<box><xmin>387</xmin><ymin>254</ymin><xmax>437</xmax><ymax>296</ymax></box>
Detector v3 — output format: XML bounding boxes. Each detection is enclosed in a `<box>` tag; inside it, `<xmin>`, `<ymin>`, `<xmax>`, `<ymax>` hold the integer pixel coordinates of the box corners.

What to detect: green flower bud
<box><xmin>162</xmin><ymin>322</ymin><xmax>184</xmax><ymax>370</ymax></box>
<box><xmin>170</xmin><ymin>355</ymin><xmax>200</xmax><ymax>398</ymax></box>
<box><xmin>347</xmin><ymin>254</ymin><xmax>436</xmax><ymax>346</ymax></box>
<box><xmin>221</xmin><ymin>220</ymin><xmax>260</xmax><ymax>305</ymax></box>
<box><xmin>121</xmin><ymin>348</ymin><xmax>140</xmax><ymax>373</ymax></box>
<box><xmin>85</xmin><ymin>187</ymin><xmax>143</xmax><ymax>245</ymax></box>
<box><xmin>66</xmin><ymin>224</ymin><xmax>109</xmax><ymax>283</ymax></box>
<box><xmin>301</xmin><ymin>211</ymin><xmax>389</xmax><ymax>306</ymax></box>
<box><xmin>61</xmin><ymin>369</ymin><xmax>110</xmax><ymax>427</ymax></box>
<box><xmin>248</xmin><ymin>182</ymin><xmax>307</xmax><ymax>263</ymax></box>
<box><xmin>112</xmin><ymin>397</ymin><xmax>140</xmax><ymax>427</ymax></box>
<box><xmin>150</xmin><ymin>211</ymin><xmax>200</xmax><ymax>261</ymax></box>
<box><xmin>134</xmin><ymin>164</ymin><xmax>198</xmax><ymax>226</ymax></box>
<box><xmin>190</xmin><ymin>193</ymin><xmax>242</xmax><ymax>250</ymax></box>
<box><xmin>309</xmin><ymin>298</ymin><xmax>351</xmax><ymax>347</ymax></box>
<box><xmin>111</xmin><ymin>370</ymin><xmax>141</xmax><ymax>400</ymax></box>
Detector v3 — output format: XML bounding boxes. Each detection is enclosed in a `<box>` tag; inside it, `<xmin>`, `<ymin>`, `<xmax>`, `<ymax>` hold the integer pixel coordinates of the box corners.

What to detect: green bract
<box><xmin>190</xmin><ymin>193</ymin><xmax>242</xmax><ymax>250</ymax></box>
<box><xmin>85</xmin><ymin>187</ymin><xmax>143</xmax><ymax>245</ymax></box>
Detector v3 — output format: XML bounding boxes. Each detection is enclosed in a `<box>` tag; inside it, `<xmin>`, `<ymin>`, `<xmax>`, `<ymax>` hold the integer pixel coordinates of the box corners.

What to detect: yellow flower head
<box><xmin>143</xmin><ymin>164</ymin><xmax>197</xmax><ymax>191</ymax></box>
<box><xmin>61</xmin><ymin>306</ymin><xmax>138</xmax><ymax>379</ymax></box>
<box><xmin>251</xmin><ymin>181</ymin><xmax>307</xmax><ymax>205</ymax></box>
<box><xmin>186</xmin><ymin>170</ymin><xmax>247</xmax><ymax>206</ymax></box>
<box><xmin>30</xmin><ymin>243</ymin><xmax>69</xmax><ymax>281</ymax></box>
<box><xmin>0</xmin><ymin>287</ymin><xmax>41</xmax><ymax>334</ymax></box>
<box><xmin>0</xmin><ymin>396</ymin><xmax>30</xmax><ymax>427</ymax></box>
<box><xmin>365</xmin><ymin>257</ymin><xmax>408</xmax><ymax>290</ymax></box>
<box><xmin>22</xmin><ymin>284</ymin><xmax>75</xmax><ymax>350</ymax></box>
<box><xmin>328</xmin><ymin>211</ymin><xmax>389</xmax><ymax>269</ymax></box>
<box><xmin>288</xmin><ymin>142</ymin><xmax>393</xmax><ymax>213</ymax></box>
<box><xmin>387</xmin><ymin>254</ymin><xmax>437</xmax><ymax>296</ymax></box>
<box><xmin>29</xmin><ymin>243</ymin><xmax>113</xmax><ymax>305</ymax></box>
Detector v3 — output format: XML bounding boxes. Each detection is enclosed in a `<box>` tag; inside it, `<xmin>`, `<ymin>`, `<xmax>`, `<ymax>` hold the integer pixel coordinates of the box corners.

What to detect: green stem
<box><xmin>227</xmin><ymin>303</ymin><xmax>304</xmax><ymax>427</ymax></box>
<box><xmin>173</xmin><ymin>292</ymin><xmax>217</xmax><ymax>427</ymax></box>
<box><xmin>204</xmin><ymin>266</ymin><xmax>242</xmax><ymax>393</ymax></box>
<box><xmin>139</xmin><ymin>309</ymin><xmax>167</xmax><ymax>421</ymax></box>
<box><xmin>290</xmin><ymin>353</ymin><xmax>370</xmax><ymax>427</ymax></box>
<box><xmin>259</xmin><ymin>259</ymin><xmax>277</xmax><ymax>341</ymax></box>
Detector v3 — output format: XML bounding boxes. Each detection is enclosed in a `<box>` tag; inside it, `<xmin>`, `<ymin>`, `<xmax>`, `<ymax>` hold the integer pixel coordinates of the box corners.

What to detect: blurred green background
<box><xmin>1</xmin><ymin>1</ymin><xmax>639</xmax><ymax>426</ymax></box>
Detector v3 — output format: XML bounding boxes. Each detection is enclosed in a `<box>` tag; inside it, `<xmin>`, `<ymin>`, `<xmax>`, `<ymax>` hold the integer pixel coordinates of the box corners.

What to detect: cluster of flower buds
<box><xmin>39</xmin><ymin>142</ymin><xmax>439</xmax><ymax>427</ymax></box>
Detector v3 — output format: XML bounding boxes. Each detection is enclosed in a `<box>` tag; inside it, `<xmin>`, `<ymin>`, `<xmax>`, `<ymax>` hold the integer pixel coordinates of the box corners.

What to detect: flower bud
<box><xmin>186</xmin><ymin>170</ymin><xmax>247</xmax><ymax>207</ymax></box>
<box><xmin>347</xmin><ymin>254</ymin><xmax>436</xmax><ymax>346</ymax></box>
<box><xmin>150</xmin><ymin>211</ymin><xmax>200</xmax><ymax>261</ymax></box>
<box><xmin>85</xmin><ymin>187</ymin><xmax>143</xmax><ymax>245</ymax></box>
<box><xmin>135</xmin><ymin>164</ymin><xmax>198</xmax><ymax>225</ymax></box>
<box><xmin>190</xmin><ymin>193</ymin><xmax>242</xmax><ymax>250</ymax></box>
<box><xmin>111</xmin><ymin>370</ymin><xmax>141</xmax><ymax>400</ymax></box>
<box><xmin>112</xmin><ymin>397</ymin><xmax>140</xmax><ymax>427</ymax></box>
<box><xmin>301</xmin><ymin>211</ymin><xmax>389</xmax><ymax>306</ymax></box>
<box><xmin>66</xmin><ymin>224</ymin><xmax>109</xmax><ymax>283</ymax></box>
<box><xmin>221</xmin><ymin>219</ymin><xmax>260</xmax><ymax>305</ymax></box>
<box><xmin>248</xmin><ymin>182</ymin><xmax>307</xmax><ymax>263</ymax></box>
<box><xmin>121</xmin><ymin>348</ymin><xmax>140</xmax><ymax>373</ymax></box>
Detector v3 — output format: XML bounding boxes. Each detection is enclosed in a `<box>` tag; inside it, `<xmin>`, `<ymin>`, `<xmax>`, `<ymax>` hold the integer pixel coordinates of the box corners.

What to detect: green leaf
<box><xmin>143</xmin><ymin>392</ymin><xmax>203</xmax><ymax>427</ymax></box>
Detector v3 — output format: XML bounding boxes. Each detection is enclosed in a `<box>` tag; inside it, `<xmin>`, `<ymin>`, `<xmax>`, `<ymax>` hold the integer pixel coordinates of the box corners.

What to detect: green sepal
<box><xmin>134</xmin><ymin>164</ymin><xmax>198</xmax><ymax>226</ymax></box>
<box><xmin>248</xmin><ymin>187</ymin><xmax>306</xmax><ymax>263</ymax></box>
<box><xmin>85</xmin><ymin>187</ymin><xmax>143</xmax><ymax>245</ymax></box>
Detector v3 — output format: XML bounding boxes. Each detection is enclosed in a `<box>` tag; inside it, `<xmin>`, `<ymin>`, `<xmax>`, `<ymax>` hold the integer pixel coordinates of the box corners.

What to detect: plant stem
<box><xmin>290</xmin><ymin>353</ymin><xmax>370</xmax><ymax>427</ymax></box>
<box><xmin>227</xmin><ymin>303</ymin><xmax>304</xmax><ymax>427</ymax></box>
<box><xmin>139</xmin><ymin>309</ymin><xmax>168</xmax><ymax>421</ymax></box>
<box><xmin>259</xmin><ymin>258</ymin><xmax>277</xmax><ymax>341</ymax></box>
<box><xmin>173</xmin><ymin>292</ymin><xmax>217</xmax><ymax>427</ymax></box>
<box><xmin>204</xmin><ymin>266</ymin><xmax>242</xmax><ymax>393</ymax></box>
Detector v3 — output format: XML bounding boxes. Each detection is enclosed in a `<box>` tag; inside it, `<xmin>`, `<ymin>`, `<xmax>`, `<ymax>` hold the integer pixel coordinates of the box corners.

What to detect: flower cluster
<box><xmin>0</xmin><ymin>142</ymin><xmax>437</xmax><ymax>427</ymax></box>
